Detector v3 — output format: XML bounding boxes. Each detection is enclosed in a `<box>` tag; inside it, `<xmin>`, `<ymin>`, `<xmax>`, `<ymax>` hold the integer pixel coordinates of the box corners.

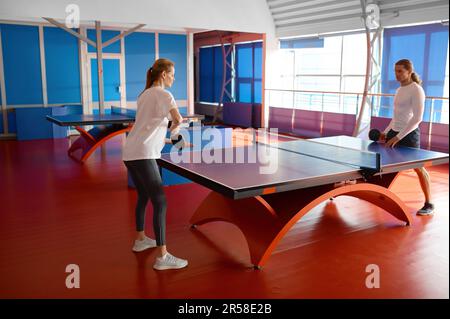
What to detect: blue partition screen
<box><xmin>159</xmin><ymin>34</ymin><xmax>187</xmax><ymax>100</ymax></box>
<box><xmin>199</xmin><ymin>47</ymin><xmax>214</xmax><ymax>103</ymax></box>
<box><xmin>125</xmin><ymin>32</ymin><xmax>155</xmax><ymax>101</ymax></box>
<box><xmin>1</xmin><ymin>24</ymin><xmax>43</xmax><ymax>105</ymax></box>
<box><xmin>44</xmin><ymin>27</ymin><xmax>81</xmax><ymax>104</ymax></box>
<box><xmin>199</xmin><ymin>45</ymin><xmax>232</xmax><ymax>103</ymax></box>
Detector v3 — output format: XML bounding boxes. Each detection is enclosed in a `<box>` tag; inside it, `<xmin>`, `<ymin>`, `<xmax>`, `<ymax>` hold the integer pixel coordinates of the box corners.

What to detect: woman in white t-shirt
<box><xmin>123</xmin><ymin>58</ymin><xmax>188</xmax><ymax>270</ymax></box>
<box><xmin>381</xmin><ymin>59</ymin><xmax>434</xmax><ymax>216</ymax></box>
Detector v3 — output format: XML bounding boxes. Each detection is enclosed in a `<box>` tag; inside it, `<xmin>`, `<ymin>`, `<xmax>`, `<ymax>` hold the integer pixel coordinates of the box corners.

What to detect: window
<box><xmin>198</xmin><ymin>41</ymin><xmax>262</xmax><ymax>105</ymax></box>
<box><xmin>277</xmin><ymin>34</ymin><xmax>367</xmax><ymax>114</ymax></box>
<box><xmin>236</xmin><ymin>41</ymin><xmax>262</xmax><ymax>104</ymax></box>
<box><xmin>274</xmin><ymin>25</ymin><xmax>449</xmax><ymax>122</ymax></box>
<box><xmin>380</xmin><ymin>23</ymin><xmax>449</xmax><ymax>121</ymax></box>
<box><xmin>441</xmin><ymin>44</ymin><xmax>449</xmax><ymax>124</ymax></box>
<box><xmin>268</xmin><ymin>50</ymin><xmax>294</xmax><ymax>109</ymax></box>
<box><xmin>342</xmin><ymin>34</ymin><xmax>367</xmax><ymax>76</ymax></box>
<box><xmin>295</xmin><ymin>36</ymin><xmax>342</xmax><ymax>76</ymax></box>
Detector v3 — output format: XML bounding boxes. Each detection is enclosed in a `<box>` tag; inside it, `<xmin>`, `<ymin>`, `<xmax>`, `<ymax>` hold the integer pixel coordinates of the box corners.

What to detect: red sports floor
<box><xmin>0</xmin><ymin>136</ymin><xmax>448</xmax><ymax>298</ymax></box>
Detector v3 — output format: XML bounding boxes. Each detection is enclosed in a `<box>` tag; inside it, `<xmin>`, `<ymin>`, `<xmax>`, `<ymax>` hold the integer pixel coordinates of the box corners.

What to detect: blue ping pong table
<box><xmin>157</xmin><ymin>134</ymin><xmax>449</xmax><ymax>269</ymax></box>
<box><xmin>46</xmin><ymin>106</ymin><xmax>204</xmax><ymax>163</ymax></box>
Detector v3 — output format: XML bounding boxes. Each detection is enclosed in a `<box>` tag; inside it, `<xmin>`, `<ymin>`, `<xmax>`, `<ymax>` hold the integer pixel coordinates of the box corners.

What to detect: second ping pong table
<box><xmin>157</xmin><ymin>133</ymin><xmax>449</xmax><ymax>269</ymax></box>
<box><xmin>46</xmin><ymin>106</ymin><xmax>204</xmax><ymax>163</ymax></box>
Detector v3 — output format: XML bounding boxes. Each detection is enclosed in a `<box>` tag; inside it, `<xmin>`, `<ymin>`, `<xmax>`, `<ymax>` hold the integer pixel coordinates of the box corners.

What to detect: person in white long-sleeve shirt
<box><xmin>380</xmin><ymin>59</ymin><xmax>434</xmax><ymax>216</ymax></box>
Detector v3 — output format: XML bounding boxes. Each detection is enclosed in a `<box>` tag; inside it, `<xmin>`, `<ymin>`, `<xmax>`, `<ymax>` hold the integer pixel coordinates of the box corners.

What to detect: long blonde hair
<box><xmin>395</xmin><ymin>59</ymin><xmax>422</xmax><ymax>85</ymax></box>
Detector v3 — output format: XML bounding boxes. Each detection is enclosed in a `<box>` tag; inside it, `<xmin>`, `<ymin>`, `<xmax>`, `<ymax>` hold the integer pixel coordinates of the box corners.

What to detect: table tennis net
<box><xmin>111</xmin><ymin>106</ymin><xmax>136</xmax><ymax>117</ymax></box>
<box><xmin>261</xmin><ymin>138</ymin><xmax>381</xmax><ymax>173</ymax></box>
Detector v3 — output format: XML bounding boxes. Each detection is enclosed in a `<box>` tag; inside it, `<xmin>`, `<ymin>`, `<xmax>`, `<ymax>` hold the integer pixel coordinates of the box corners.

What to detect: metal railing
<box><xmin>265</xmin><ymin>88</ymin><xmax>449</xmax><ymax>123</ymax></box>
<box><xmin>265</xmin><ymin>88</ymin><xmax>449</xmax><ymax>150</ymax></box>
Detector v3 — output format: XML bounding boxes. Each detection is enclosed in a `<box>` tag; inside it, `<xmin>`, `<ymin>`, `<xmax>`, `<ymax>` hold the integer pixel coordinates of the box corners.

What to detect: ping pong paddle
<box><xmin>171</xmin><ymin>134</ymin><xmax>184</xmax><ymax>150</ymax></box>
<box><xmin>369</xmin><ymin>129</ymin><xmax>381</xmax><ymax>142</ymax></box>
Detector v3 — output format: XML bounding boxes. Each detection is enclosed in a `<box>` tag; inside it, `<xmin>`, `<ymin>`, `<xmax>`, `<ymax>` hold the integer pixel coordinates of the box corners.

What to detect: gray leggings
<box><xmin>124</xmin><ymin>159</ymin><xmax>166</xmax><ymax>246</ymax></box>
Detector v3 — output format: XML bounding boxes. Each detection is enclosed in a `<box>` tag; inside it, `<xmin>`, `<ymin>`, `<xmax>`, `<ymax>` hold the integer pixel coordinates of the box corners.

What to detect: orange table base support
<box><xmin>189</xmin><ymin>173</ymin><xmax>412</xmax><ymax>269</ymax></box>
<box><xmin>68</xmin><ymin>125</ymin><xmax>132</xmax><ymax>163</ymax></box>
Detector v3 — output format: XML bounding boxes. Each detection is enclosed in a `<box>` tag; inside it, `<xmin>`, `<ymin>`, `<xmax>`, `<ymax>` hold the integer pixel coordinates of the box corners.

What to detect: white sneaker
<box><xmin>132</xmin><ymin>236</ymin><xmax>157</xmax><ymax>252</ymax></box>
<box><xmin>153</xmin><ymin>253</ymin><xmax>188</xmax><ymax>270</ymax></box>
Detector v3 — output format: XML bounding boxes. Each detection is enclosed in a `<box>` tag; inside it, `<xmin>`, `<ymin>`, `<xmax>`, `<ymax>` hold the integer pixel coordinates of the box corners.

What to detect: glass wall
<box><xmin>275</xmin><ymin>33</ymin><xmax>367</xmax><ymax>115</ymax></box>
<box><xmin>273</xmin><ymin>26</ymin><xmax>449</xmax><ymax>124</ymax></box>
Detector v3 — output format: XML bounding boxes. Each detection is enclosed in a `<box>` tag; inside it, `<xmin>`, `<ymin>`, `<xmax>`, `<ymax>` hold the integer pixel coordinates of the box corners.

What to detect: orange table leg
<box><xmin>67</xmin><ymin>126</ymin><xmax>131</xmax><ymax>163</ymax></box>
<box><xmin>190</xmin><ymin>174</ymin><xmax>411</xmax><ymax>269</ymax></box>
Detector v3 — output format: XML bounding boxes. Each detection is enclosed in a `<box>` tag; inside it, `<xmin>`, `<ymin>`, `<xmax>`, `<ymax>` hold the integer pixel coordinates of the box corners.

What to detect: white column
<box><xmin>0</xmin><ymin>29</ymin><xmax>8</xmax><ymax>134</ymax></box>
<box><xmin>79</xmin><ymin>27</ymin><xmax>90</xmax><ymax>114</ymax></box>
<box><xmin>187</xmin><ymin>32</ymin><xmax>194</xmax><ymax>114</ymax></box>
<box><xmin>39</xmin><ymin>26</ymin><xmax>48</xmax><ymax>106</ymax></box>
<box><xmin>120</xmin><ymin>33</ymin><xmax>127</xmax><ymax>108</ymax></box>
<box><xmin>155</xmin><ymin>32</ymin><xmax>159</xmax><ymax>60</ymax></box>
<box><xmin>95</xmin><ymin>21</ymin><xmax>105</xmax><ymax>114</ymax></box>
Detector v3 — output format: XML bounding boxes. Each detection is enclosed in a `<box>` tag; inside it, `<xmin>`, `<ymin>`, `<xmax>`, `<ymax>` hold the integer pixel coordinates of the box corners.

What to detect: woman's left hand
<box><xmin>386</xmin><ymin>136</ymin><xmax>401</xmax><ymax>148</ymax></box>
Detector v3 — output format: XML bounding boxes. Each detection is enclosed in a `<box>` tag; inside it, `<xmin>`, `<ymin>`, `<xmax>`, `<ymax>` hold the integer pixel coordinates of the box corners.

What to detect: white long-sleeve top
<box><xmin>383</xmin><ymin>82</ymin><xmax>425</xmax><ymax>140</ymax></box>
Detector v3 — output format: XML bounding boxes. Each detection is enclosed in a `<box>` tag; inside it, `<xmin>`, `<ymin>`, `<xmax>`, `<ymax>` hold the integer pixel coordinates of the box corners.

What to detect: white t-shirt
<box><xmin>122</xmin><ymin>87</ymin><xmax>177</xmax><ymax>161</ymax></box>
<box><xmin>383</xmin><ymin>82</ymin><xmax>425</xmax><ymax>140</ymax></box>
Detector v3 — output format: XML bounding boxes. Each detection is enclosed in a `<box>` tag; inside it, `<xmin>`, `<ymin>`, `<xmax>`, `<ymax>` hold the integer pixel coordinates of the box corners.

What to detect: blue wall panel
<box><xmin>177</xmin><ymin>106</ymin><xmax>187</xmax><ymax>115</ymax></box>
<box><xmin>16</xmin><ymin>105</ymin><xmax>83</xmax><ymax>140</ymax></box>
<box><xmin>159</xmin><ymin>34</ymin><xmax>187</xmax><ymax>100</ymax></box>
<box><xmin>15</xmin><ymin>107</ymin><xmax>52</xmax><ymax>140</ymax></box>
<box><xmin>0</xmin><ymin>112</ymin><xmax>3</xmax><ymax>133</ymax></box>
<box><xmin>125</xmin><ymin>32</ymin><xmax>155</xmax><ymax>101</ymax></box>
<box><xmin>199</xmin><ymin>46</ymin><xmax>232</xmax><ymax>104</ymax></box>
<box><xmin>199</xmin><ymin>47</ymin><xmax>214</xmax><ymax>102</ymax></box>
<box><xmin>1</xmin><ymin>24</ymin><xmax>43</xmax><ymax>105</ymax></box>
<box><xmin>213</xmin><ymin>47</ymin><xmax>223</xmax><ymax>103</ymax></box>
<box><xmin>8</xmin><ymin>111</ymin><xmax>17</xmax><ymax>133</ymax></box>
<box><xmin>87</xmin><ymin>29</ymin><xmax>121</xmax><ymax>53</ymax></box>
<box><xmin>0</xmin><ymin>111</ymin><xmax>17</xmax><ymax>134</ymax></box>
<box><xmin>44</xmin><ymin>27</ymin><xmax>81</xmax><ymax>104</ymax></box>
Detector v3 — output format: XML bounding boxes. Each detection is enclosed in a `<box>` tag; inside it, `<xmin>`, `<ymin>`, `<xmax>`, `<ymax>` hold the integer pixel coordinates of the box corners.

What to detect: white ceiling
<box><xmin>266</xmin><ymin>0</ymin><xmax>449</xmax><ymax>38</ymax></box>
<box><xmin>0</xmin><ymin>0</ymin><xmax>276</xmax><ymax>34</ymax></box>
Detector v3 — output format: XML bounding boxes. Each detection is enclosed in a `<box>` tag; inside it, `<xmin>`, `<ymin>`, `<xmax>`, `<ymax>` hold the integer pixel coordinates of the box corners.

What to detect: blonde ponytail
<box><xmin>411</xmin><ymin>72</ymin><xmax>422</xmax><ymax>85</ymax></box>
